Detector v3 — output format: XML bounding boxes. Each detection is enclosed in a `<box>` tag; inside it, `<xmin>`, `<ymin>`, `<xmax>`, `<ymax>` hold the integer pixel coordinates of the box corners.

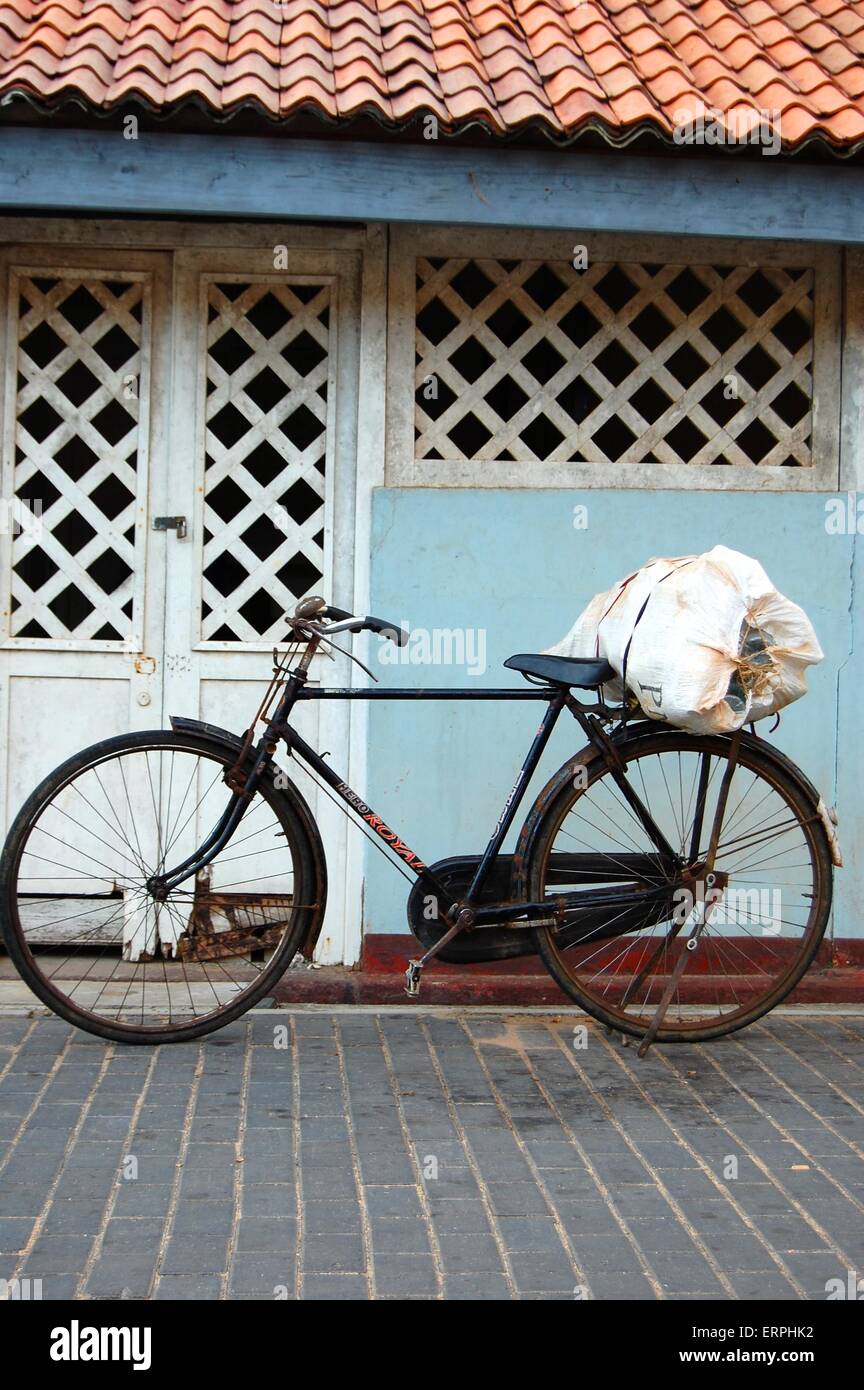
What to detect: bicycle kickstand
<box><xmin>636</xmin><ymin>729</ymin><xmax>742</xmax><ymax>1057</ymax></box>
<box><xmin>636</xmin><ymin>916</ymin><xmax>707</xmax><ymax>1058</ymax></box>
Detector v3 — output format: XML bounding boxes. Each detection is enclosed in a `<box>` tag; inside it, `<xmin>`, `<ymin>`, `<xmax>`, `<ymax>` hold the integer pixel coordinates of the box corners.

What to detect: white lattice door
<box><xmin>0</xmin><ymin>248</ymin><xmax>172</xmax><ymax>857</ymax></box>
<box><xmin>162</xmin><ymin>250</ymin><xmax>363</xmax><ymax>964</ymax></box>
<box><xmin>0</xmin><ymin>242</ymin><xmax>363</xmax><ymax>964</ymax></box>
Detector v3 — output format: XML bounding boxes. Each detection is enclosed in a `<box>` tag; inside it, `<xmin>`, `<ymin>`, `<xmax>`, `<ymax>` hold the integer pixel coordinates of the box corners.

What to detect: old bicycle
<box><xmin>0</xmin><ymin>596</ymin><xmax>837</xmax><ymax>1050</ymax></box>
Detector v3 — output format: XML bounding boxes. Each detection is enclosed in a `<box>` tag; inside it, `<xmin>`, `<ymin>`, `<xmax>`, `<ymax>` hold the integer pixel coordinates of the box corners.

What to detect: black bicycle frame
<box><xmin>153</xmin><ymin>662</ymin><xmax>678</xmax><ymax>924</ymax></box>
<box><xmin>289</xmin><ymin>683</ymin><xmax>567</xmax><ymax>910</ymax></box>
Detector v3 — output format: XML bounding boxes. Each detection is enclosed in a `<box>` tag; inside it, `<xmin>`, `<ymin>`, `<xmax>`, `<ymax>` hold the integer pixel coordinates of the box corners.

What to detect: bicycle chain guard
<box><xmin>405</xmin><ymin>855</ymin><xmax>539</xmax><ymax>964</ymax></box>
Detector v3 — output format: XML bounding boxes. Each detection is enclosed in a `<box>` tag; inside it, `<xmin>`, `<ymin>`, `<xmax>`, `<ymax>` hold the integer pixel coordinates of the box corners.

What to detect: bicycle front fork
<box><xmin>149</xmin><ymin>653</ymin><xmax>318</xmax><ymax>898</ymax></box>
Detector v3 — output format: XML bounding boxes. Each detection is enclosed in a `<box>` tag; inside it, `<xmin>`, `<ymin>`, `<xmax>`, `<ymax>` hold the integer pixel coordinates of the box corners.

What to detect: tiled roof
<box><xmin>0</xmin><ymin>1</ymin><xmax>863</xmax><ymax>151</ymax></box>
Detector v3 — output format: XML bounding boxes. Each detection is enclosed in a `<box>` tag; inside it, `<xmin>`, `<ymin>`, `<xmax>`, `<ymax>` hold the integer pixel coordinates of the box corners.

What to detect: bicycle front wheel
<box><xmin>0</xmin><ymin>731</ymin><xmax>320</xmax><ymax>1044</ymax></box>
<box><xmin>529</xmin><ymin>729</ymin><xmax>833</xmax><ymax>1044</ymax></box>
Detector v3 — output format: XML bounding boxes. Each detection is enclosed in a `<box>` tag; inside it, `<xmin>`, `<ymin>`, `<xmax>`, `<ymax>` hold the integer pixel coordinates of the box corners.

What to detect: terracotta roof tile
<box><xmin>829</xmin><ymin>106</ymin><xmax>864</xmax><ymax>137</ymax></box>
<box><xmin>633</xmin><ymin>46</ymin><xmax>680</xmax><ymax>81</ymax></box>
<box><xmin>610</xmin><ymin>86</ymin><xmax>661</xmax><ymax>124</ymax></box>
<box><xmin>124</xmin><ymin>27</ymin><xmax>175</xmax><ymax>59</ymax></box>
<box><xmin>281</xmin><ymin>49</ymin><xmax>333</xmax><ymax>79</ymax></box>
<box><xmin>648</xmin><ymin>68</ymin><xmax>697</xmax><ymax>105</ymax></box>
<box><xmin>0</xmin><ymin>0</ymin><xmax>862</xmax><ymax>149</ymax></box>
<box><xmin>819</xmin><ymin>39</ymin><xmax>861</xmax><ymax>71</ymax></box>
<box><xmin>788</xmin><ymin>55</ymin><xmax>839</xmax><ymax>90</ymax></box>
<box><xmin>837</xmin><ymin>65</ymin><xmax>864</xmax><ymax>99</ymax></box>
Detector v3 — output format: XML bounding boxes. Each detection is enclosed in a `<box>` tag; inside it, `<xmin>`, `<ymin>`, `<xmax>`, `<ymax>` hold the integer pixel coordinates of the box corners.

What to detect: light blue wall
<box><xmin>364</xmin><ymin>488</ymin><xmax>859</xmax><ymax>941</ymax></box>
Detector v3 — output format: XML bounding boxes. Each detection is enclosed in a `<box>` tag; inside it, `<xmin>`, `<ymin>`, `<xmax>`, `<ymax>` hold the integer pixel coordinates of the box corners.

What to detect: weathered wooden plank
<box><xmin>18</xmin><ymin>897</ymin><xmax>126</xmax><ymax>945</ymax></box>
<box><xmin>840</xmin><ymin>247</ymin><xmax>864</xmax><ymax>492</ymax></box>
<box><xmin>1</xmin><ymin>129</ymin><xmax>863</xmax><ymax>244</ymax></box>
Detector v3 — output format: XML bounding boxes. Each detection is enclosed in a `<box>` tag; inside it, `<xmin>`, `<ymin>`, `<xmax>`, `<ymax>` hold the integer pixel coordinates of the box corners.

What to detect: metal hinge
<box><xmin>152</xmin><ymin>516</ymin><xmax>187</xmax><ymax>539</ymax></box>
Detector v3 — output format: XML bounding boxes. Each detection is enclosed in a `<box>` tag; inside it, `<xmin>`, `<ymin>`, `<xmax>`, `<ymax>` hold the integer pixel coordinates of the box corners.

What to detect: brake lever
<box><xmin>315</xmin><ymin>632</ymin><xmax>379</xmax><ymax>683</ymax></box>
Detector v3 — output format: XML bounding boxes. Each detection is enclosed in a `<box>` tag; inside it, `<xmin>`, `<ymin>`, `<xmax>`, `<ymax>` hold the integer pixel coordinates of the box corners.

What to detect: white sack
<box><xmin>545</xmin><ymin>545</ymin><xmax>823</xmax><ymax>735</ymax></box>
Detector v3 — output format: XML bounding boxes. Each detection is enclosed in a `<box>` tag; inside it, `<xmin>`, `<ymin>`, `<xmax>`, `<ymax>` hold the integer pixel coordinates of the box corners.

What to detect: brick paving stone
<box><xmin>647</xmin><ymin>1250</ymin><xmax>727</xmax><ymax>1292</ymax></box>
<box><xmin>229</xmin><ymin>1256</ymin><xmax>294</xmax><ymax>1296</ymax></box>
<box><xmin>110</xmin><ymin>1184</ymin><xmax>174</xmax><ymax>1218</ymax></box>
<box><xmin>155</xmin><ymin>1276</ymin><xmax>223</xmax><ymax>1300</ymax></box>
<box><xmin>171</xmin><ymin>1201</ymin><xmax>235</xmax><ymax>1237</ymax></box>
<box><xmin>160</xmin><ymin>1232</ymin><xmax>231</xmax><ymax>1276</ymax></box>
<box><xmin>371</xmin><ymin>1217</ymin><xmax>430</xmax><ymax>1254</ymax></box>
<box><xmin>297</xmin><ymin>1274</ymin><xmax>364</xmax><ymax>1299</ymax></box>
<box><xmin>374</xmin><ymin>1253</ymin><xmax>439</xmax><ymax>1297</ymax></box>
<box><xmin>100</xmin><ymin>1218</ymin><xmax>165</xmax><ymax>1252</ymax></box>
<box><xmin>235</xmin><ymin>1218</ymin><xmax>297</xmax><ymax>1255</ymax></box>
<box><xmin>0</xmin><ymin>1189</ymin><xmax>47</xmax><ymax>1218</ymax></box>
<box><xmin>84</xmin><ymin>1254</ymin><xmax>158</xmax><ymax>1299</ymax></box>
<box><xmin>496</xmin><ymin>1216</ymin><xmax>563</xmax><ymax>1252</ymax></box>
<box><xmin>556</xmin><ymin>1200</ymin><xmax>624</xmax><ymax>1236</ymax></box>
<box><xmin>486</xmin><ymin>1180</ymin><xmax>558</xmax><ymax>1216</ymax></box>
<box><xmin>27</xmin><ymin>1233</ymin><xmax>94</xmax><ymax>1274</ymax></box>
<box><xmin>0</xmin><ymin>1217</ymin><xmax>35</xmax><ymax>1254</ymax></box>
<box><xmin>426</xmin><ymin>1199</ymin><xmax>492</xmax><ymax>1233</ymax></box>
<box><xmin>302</xmin><ymin>1199</ymin><xmax>360</xmax><ymax>1233</ymax></box>
<box><xmin>303</xmin><ymin>1232</ymin><xmax>365</xmax><ymax>1273</ymax></box>
<box><xmin>436</xmin><ymin>1231</ymin><xmax>504</xmax><ymax>1273</ymax></box>
<box><xmin>510</xmin><ymin>1249</ymin><xmax>581</xmax><ymax>1291</ymax></box>
<box><xmin>0</xmin><ymin>1008</ymin><xmax>861</xmax><ymax>1301</ymax></box>
<box><xmin>626</xmin><ymin>1217</ymin><xmax>706</xmax><ymax>1254</ymax></box>
<box><xmin>583</xmin><ymin>1272</ymin><xmax>658</xmax><ymax>1300</ymax></box>
<box><xmin>445</xmin><ymin>1273</ymin><xmax>511</xmax><ymax>1299</ymax></box>
<box><xmin>730</xmin><ymin>1270</ymin><xmax>802</xmax><ymax>1298</ymax></box>
<box><xmin>364</xmin><ymin>1185</ymin><xmax>422</xmax><ymax>1219</ymax></box>
<box><xmin>302</xmin><ymin>1169</ymin><xmax>357</xmax><ymax>1200</ymax></box>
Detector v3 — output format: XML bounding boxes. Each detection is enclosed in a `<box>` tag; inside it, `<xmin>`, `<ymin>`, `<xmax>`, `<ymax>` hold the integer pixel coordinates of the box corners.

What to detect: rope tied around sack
<box><xmin>731</xmin><ymin>651</ymin><xmax>775</xmax><ymax>698</ymax></box>
<box><xmin>729</xmin><ymin>611</ymin><xmax>778</xmax><ymax>700</ymax></box>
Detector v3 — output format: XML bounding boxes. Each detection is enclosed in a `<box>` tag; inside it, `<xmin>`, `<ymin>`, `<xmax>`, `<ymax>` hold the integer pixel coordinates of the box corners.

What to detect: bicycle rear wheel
<box><xmin>529</xmin><ymin>729</ymin><xmax>833</xmax><ymax>1043</ymax></box>
<box><xmin>0</xmin><ymin>731</ymin><xmax>319</xmax><ymax>1043</ymax></box>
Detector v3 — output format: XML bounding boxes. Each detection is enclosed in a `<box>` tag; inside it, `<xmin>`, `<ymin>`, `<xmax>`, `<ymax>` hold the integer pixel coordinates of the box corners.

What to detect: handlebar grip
<box><xmin>363</xmin><ymin>615</ymin><xmax>409</xmax><ymax>646</ymax></box>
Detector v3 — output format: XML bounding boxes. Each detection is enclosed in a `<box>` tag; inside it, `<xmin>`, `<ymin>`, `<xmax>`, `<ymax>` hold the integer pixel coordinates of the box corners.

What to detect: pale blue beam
<box><xmin>0</xmin><ymin>127</ymin><xmax>861</xmax><ymax>243</ymax></box>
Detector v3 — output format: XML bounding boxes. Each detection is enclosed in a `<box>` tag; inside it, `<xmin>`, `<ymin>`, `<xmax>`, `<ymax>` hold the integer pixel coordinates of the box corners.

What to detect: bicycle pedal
<box><xmin>404</xmin><ymin>960</ymin><xmax>423</xmax><ymax>998</ymax></box>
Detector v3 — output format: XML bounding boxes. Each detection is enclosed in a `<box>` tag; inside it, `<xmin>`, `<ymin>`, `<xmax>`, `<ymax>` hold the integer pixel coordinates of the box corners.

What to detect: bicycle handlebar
<box><xmin>292</xmin><ymin>596</ymin><xmax>409</xmax><ymax>647</ymax></box>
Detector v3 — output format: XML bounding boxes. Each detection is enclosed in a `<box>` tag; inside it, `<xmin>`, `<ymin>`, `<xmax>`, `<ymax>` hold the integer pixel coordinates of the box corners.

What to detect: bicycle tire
<box><xmin>0</xmin><ymin>730</ymin><xmax>321</xmax><ymax>1045</ymax></box>
<box><xmin>528</xmin><ymin>729</ymin><xmax>833</xmax><ymax>1044</ymax></box>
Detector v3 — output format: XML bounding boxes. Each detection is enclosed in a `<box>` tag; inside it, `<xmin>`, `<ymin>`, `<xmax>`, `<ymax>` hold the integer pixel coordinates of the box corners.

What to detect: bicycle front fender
<box><xmin>169</xmin><ymin>716</ymin><xmax>329</xmax><ymax>959</ymax></box>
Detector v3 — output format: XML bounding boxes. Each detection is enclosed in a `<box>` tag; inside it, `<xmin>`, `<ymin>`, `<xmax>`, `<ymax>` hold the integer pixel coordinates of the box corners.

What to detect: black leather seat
<box><xmin>504</xmin><ymin>653</ymin><xmax>614</xmax><ymax>688</ymax></box>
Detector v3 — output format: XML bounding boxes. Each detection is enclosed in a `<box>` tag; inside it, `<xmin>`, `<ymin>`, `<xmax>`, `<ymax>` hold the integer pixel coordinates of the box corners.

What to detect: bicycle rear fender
<box><xmin>510</xmin><ymin>718</ymin><xmax>841</xmax><ymax>901</ymax></box>
<box><xmin>169</xmin><ymin>716</ymin><xmax>329</xmax><ymax>959</ymax></box>
<box><xmin>510</xmin><ymin>735</ymin><xmax>608</xmax><ymax>903</ymax></box>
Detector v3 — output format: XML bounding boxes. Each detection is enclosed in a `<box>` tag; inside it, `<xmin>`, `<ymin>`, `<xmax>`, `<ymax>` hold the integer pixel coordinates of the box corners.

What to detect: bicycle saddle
<box><xmin>504</xmin><ymin>652</ymin><xmax>614</xmax><ymax>688</ymax></box>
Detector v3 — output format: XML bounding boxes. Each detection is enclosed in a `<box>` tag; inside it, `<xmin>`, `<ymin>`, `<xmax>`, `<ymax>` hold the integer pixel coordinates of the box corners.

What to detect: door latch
<box><xmin>152</xmin><ymin>516</ymin><xmax>187</xmax><ymax>539</ymax></box>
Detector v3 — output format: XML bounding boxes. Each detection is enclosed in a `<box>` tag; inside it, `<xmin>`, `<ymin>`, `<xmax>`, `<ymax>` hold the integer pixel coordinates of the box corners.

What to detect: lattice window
<box><xmin>201</xmin><ymin>280</ymin><xmax>330</xmax><ymax>643</ymax></box>
<box><xmin>9</xmin><ymin>274</ymin><xmax>143</xmax><ymax>641</ymax></box>
<box><xmin>415</xmin><ymin>258</ymin><xmax>815</xmax><ymax>468</ymax></box>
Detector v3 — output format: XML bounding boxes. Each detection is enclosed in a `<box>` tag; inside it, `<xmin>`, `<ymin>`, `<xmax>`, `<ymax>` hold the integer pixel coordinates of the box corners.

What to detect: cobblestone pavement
<box><xmin>0</xmin><ymin>1007</ymin><xmax>863</xmax><ymax>1302</ymax></box>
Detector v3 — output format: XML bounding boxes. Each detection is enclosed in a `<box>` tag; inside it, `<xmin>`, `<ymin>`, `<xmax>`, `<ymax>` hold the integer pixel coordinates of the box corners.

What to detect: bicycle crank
<box><xmin>403</xmin><ymin>907</ymin><xmax>474</xmax><ymax>997</ymax></box>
